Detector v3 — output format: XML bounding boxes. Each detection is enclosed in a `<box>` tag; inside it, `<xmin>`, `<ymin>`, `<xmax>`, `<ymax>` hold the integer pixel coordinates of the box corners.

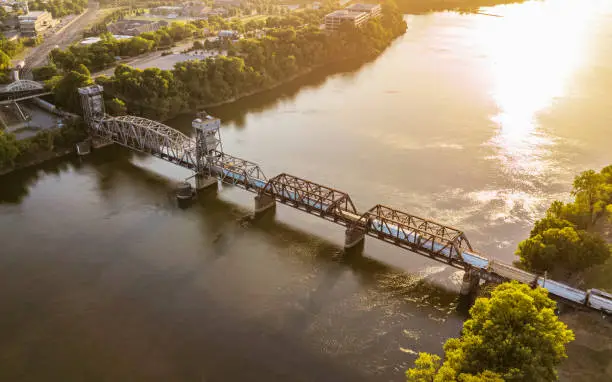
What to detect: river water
<box><xmin>1</xmin><ymin>1</ymin><xmax>612</xmax><ymax>381</ymax></box>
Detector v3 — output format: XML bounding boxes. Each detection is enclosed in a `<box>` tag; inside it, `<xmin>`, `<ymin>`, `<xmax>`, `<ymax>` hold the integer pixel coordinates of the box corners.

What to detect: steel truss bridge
<box><xmin>78</xmin><ymin>85</ymin><xmax>611</xmax><ymax>315</ymax></box>
<box><xmin>0</xmin><ymin>80</ymin><xmax>51</xmax><ymax>104</ymax></box>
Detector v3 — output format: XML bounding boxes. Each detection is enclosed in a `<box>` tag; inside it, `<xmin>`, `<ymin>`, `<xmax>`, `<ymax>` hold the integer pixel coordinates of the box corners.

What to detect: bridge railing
<box><xmin>258</xmin><ymin>173</ymin><xmax>358</xmax><ymax>224</ymax></box>
<box><xmin>207</xmin><ymin>150</ymin><xmax>267</xmax><ymax>190</ymax></box>
<box><xmin>95</xmin><ymin>115</ymin><xmax>199</xmax><ymax>170</ymax></box>
<box><xmin>355</xmin><ymin>204</ymin><xmax>474</xmax><ymax>265</ymax></box>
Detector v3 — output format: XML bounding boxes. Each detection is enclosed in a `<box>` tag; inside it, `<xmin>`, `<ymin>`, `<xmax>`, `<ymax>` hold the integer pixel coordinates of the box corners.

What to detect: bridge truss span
<box><xmin>95</xmin><ymin>115</ymin><xmax>199</xmax><ymax>170</ymax></box>
<box><xmin>357</xmin><ymin>204</ymin><xmax>474</xmax><ymax>265</ymax></box>
<box><xmin>207</xmin><ymin>149</ymin><xmax>267</xmax><ymax>190</ymax></box>
<box><xmin>258</xmin><ymin>173</ymin><xmax>358</xmax><ymax>224</ymax></box>
<box><xmin>0</xmin><ymin>80</ymin><xmax>44</xmax><ymax>93</ymax></box>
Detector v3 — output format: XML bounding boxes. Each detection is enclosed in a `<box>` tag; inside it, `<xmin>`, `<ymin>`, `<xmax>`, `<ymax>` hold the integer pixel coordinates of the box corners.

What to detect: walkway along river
<box><xmin>1</xmin><ymin>1</ymin><xmax>612</xmax><ymax>380</ymax></box>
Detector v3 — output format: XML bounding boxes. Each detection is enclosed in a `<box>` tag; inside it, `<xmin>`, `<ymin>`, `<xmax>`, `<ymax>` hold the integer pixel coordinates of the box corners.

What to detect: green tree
<box><xmin>106</xmin><ymin>97</ymin><xmax>127</xmax><ymax>116</ymax></box>
<box><xmin>572</xmin><ymin>170</ymin><xmax>606</xmax><ymax>227</ymax></box>
<box><xmin>530</xmin><ymin>216</ymin><xmax>575</xmax><ymax>237</ymax></box>
<box><xmin>0</xmin><ymin>130</ymin><xmax>20</xmax><ymax>168</ymax></box>
<box><xmin>52</xmin><ymin>70</ymin><xmax>93</xmax><ymax>113</ymax></box>
<box><xmin>32</xmin><ymin>64</ymin><xmax>59</xmax><ymax>81</ymax></box>
<box><xmin>0</xmin><ymin>50</ymin><xmax>10</xmax><ymax>71</ymax></box>
<box><xmin>517</xmin><ymin>226</ymin><xmax>610</xmax><ymax>272</ymax></box>
<box><xmin>406</xmin><ymin>282</ymin><xmax>574</xmax><ymax>382</ymax></box>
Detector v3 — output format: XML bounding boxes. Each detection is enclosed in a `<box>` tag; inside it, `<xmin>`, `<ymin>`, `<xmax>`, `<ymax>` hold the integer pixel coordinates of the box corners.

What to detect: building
<box><xmin>18</xmin><ymin>11</ymin><xmax>53</xmax><ymax>36</ymax></box>
<box><xmin>80</xmin><ymin>35</ymin><xmax>132</xmax><ymax>45</ymax></box>
<box><xmin>346</xmin><ymin>3</ymin><xmax>382</xmax><ymax>18</ymax></box>
<box><xmin>324</xmin><ymin>10</ymin><xmax>368</xmax><ymax>31</ymax></box>
<box><xmin>213</xmin><ymin>0</ymin><xmax>245</xmax><ymax>7</ymax></box>
<box><xmin>150</xmin><ymin>6</ymin><xmax>184</xmax><ymax>16</ymax></box>
<box><xmin>218</xmin><ymin>29</ymin><xmax>238</xmax><ymax>39</ymax></box>
<box><xmin>107</xmin><ymin>19</ymin><xmax>168</xmax><ymax>36</ymax></box>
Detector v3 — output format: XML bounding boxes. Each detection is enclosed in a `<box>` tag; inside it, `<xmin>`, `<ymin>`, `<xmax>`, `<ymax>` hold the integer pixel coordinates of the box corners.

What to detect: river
<box><xmin>1</xmin><ymin>1</ymin><xmax>612</xmax><ymax>381</ymax></box>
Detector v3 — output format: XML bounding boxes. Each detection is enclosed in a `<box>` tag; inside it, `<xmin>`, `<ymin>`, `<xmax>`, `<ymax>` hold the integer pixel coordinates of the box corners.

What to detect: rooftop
<box><xmin>326</xmin><ymin>10</ymin><xmax>366</xmax><ymax>19</ymax></box>
<box><xmin>346</xmin><ymin>3</ymin><xmax>380</xmax><ymax>11</ymax></box>
<box><xmin>20</xmin><ymin>11</ymin><xmax>48</xmax><ymax>18</ymax></box>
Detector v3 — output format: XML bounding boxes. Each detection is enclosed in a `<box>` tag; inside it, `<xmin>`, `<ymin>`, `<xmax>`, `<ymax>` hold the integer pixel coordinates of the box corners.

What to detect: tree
<box><xmin>32</xmin><ymin>64</ymin><xmax>59</xmax><ymax>81</ymax></box>
<box><xmin>0</xmin><ymin>50</ymin><xmax>10</xmax><ymax>71</ymax></box>
<box><xmin>517</xmin><ymin>226</ymin><xmax>610</xmax><ymax>272</ymax></box>
<box><xmin>572</xmin><ymin>169</ymin><xmax>610</xmax><ymax>227</ymax></box>
<box><xmin>529</xmin><ymin>216</ymin><xmax>575</xmax><ymax>237</ymax></box>
<box><xmin>0</xmin><ymin>130</ymin><xmax>20</xmax><ymax>168</ymax></box>
<box><xmin>106</xmin><ymin>97</ymin><xmax>126</xmax><ymax>116</ymax></box>
<box><xmin>406</xmin><ymin>282</ymin><xmax>574</xmax><ymax>382</ymax></box>
<box><xmin>52</xmin><ymin>70</ymin><xmax>93</xmax><ymax>113</ymax></box>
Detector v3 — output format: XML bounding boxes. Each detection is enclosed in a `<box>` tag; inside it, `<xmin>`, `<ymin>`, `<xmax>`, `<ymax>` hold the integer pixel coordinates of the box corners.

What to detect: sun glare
<box><xmin>475</xmin><ymin>0</ymin><xmax>599</xmax><ymax>176</ymax></box>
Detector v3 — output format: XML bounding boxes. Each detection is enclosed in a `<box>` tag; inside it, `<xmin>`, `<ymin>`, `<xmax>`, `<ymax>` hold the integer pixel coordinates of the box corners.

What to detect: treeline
<box><xmin>0</xmin><ymin>120</ymin><xmax>87</xmax><ymax>171</ymax></box>
<box><xmin>29</xmin><ymin>0</ymin><xmax>87</xmax><ymax>18</ymax></box>
<box><xmin>49</xmin><ymin>2</ymin><xmax>406</xmax><ymax>120</ymax></box>
<box><xmin>516</xmin><ymin>166</ymin><xmax>612</xmax><ymax>277</ymax></box>
<box><xmin>395</xmin><ymin>0</ymin><xmax>526</xmax><ymax>13</ymax></box>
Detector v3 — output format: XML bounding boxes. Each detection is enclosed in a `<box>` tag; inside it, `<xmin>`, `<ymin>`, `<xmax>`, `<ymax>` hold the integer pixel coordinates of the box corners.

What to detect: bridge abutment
<box><xmin>344</xmin><ymin>227</ymin><xmax>365</xmax><ymax>251</ymax></box>
<box><xmin>254</xmin><ymin>194</ymin><xmax>276</xmax><ymax>215</ymax></box>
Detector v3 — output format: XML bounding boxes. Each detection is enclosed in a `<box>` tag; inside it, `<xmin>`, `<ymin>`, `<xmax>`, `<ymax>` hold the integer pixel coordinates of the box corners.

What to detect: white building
<box><xmin>18</xmin><ymin>11</ymin><xmax>53</xmax><ymax>36</ymax></box>
<box><xmin>346</xmin><ymin>3</ymin><xmax>382</xmax><ymax>18</ymax></box>
<box><xmin>324</xmin><ymin>10</ymin><xmax>368</xmax><ymax>31</ymax></box>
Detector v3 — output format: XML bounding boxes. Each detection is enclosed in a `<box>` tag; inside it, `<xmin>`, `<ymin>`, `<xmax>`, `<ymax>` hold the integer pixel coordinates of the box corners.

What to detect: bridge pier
<box><xmin>195</xmin><ymin>173</ymin><xmax>218</xmax><ymax>191</ymax></box>
<box><xmin>460</xmin><ymin>269</ymin><xmax>480</xmax><ymax>296</ymax></box>
<box><xmin>344</xmin><ymin>227</ymin><xmax>365</xmax><ymax>251</ymax></box>
<box><xmin>254</xmin><ymin>194</ymin><xmax>276</xmax><ymax>215</ymax></box>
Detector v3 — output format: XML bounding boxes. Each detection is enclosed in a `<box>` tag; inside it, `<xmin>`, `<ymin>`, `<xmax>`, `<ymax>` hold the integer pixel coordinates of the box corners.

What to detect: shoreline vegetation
<box><xmin>396</xmin><ymin>0</ymin><xmax>526</xmax><ymax>14</ymax></box>
<box><xmin>49</xmin><ymin>1</ymin><xmax>408</xmax><ymax>120</ymax></box>
<box><xmin>515</xmin><ymin>166</ymin><xmax>612</xmax><ymax>292</ymax></box>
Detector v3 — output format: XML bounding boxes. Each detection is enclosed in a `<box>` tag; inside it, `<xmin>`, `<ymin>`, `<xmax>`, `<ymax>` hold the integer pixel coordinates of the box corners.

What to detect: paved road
<box><xmin>22</xmin><ymin>2</ymin><xmax>102</xmax><ymax>77</ymax></box>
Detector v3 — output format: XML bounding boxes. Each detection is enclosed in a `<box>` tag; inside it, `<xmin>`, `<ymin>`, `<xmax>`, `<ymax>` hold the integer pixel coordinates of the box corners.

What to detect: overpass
<box><xmin>78</xmin><ymin>84</ymin><xmax>612</xmax><ymax>315</ymax></box>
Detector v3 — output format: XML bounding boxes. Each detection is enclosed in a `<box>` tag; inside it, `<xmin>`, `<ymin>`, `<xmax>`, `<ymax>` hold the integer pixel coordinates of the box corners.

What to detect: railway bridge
<box><xmin>78</xmin><ymin>85</ymin><xmax>612</xmax><ymax>314</ymax></box>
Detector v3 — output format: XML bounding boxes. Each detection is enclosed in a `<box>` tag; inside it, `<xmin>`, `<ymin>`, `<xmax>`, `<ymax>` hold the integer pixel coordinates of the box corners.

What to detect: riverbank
<box><xmin>0</xmin><ymin>121</ymin><xmax>87</xmax><ymax>176</ymax></box>
<box><xmin>397</xmin><ymin>0</ymin><xmax>526</xmax><ymax>13</ymax></box>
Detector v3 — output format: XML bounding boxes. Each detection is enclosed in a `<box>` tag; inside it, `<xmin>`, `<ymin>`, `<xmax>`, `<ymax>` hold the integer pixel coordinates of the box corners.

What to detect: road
<box><xmin>22</xmin><ymin>2</ymin><xmax>102</xmax><ymax>76</ymax></box>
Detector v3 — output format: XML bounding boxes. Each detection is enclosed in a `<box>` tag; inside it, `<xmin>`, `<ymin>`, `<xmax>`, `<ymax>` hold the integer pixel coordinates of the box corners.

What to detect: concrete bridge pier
<box><xmin>344</xmin><ymin>227</ymin><xmax>365</xmax><ymax>252</ymax></box>
<box><xmin>254</xmin><ymin>194</ymin><xmax>276</xmax><ymax>216</ymax></box>
<box><xmin>195</xmin><ymin>173</ymin><xmax>218</xmax><ymax>191</ymax></box>
<box><xmin>460</xmin><ymin>269</ymin><xmax>480</xmax><ymax>296</ymax></box>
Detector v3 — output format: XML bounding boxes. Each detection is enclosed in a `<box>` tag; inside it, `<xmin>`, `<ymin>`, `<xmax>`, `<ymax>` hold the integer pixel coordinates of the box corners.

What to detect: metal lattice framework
<box><xmin>259</xmin><ymin>173</ymin><xmax>358</xmax><ymax>223</ymax></box>
<box><xmin>1</xmin><ymin>80</ymin><xmax>44</xmax><ymax>93</ymax></box>
<box><xmin>95</xmin><ymin>115</ymin><xmax>199</xmax><ymax>170</ymax></box>
<box><xmin>207</xmin><ymin>149</ymin><xmax>267</xmax><ymax>190</ymax></box>
<box><xmin>356</xmin><ymin>204</ymin><xmax>473</xmax><ymax>263</ymax></box>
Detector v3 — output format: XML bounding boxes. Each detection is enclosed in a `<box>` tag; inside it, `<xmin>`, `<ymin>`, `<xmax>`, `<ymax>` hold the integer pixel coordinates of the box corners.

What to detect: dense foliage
<box><xmin>406</xmin><ymin>282</ymin><xmax>574</xmax><ymax>382</ymax></box>
<box><xmin>517</xmin><ymin>166</ymin><xmax>612</xmax><ymax>274</ymax></box>
<box><xmin>395</xmin><ymin>0</ymin><xmax>526</xmax><ymax>13</ymax></box>
<box><xmin>50</xmin><ymin>1</ymin><xmax>407</xmax><ymax>119</ymax></box>
<box><xmin>29</xmin><ymin>0</ymin><xmax>87</xmax><ymax>18</ymax></box>
<box><xmin>0</xmin><ymin>120</ymin><xmax>87</xmax><ymax>170</ymax></box>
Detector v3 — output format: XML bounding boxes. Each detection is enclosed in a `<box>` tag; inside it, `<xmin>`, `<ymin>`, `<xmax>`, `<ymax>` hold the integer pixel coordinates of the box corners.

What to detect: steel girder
<box><xmin>259</xmin><ymin>173</ymin><xmax>358</xmax><ymax>222</ymax></box>
<box><xmin>207</xmin><ymin>149</ymin><xmax>267</xmax><ymax>190</ymax></box>
<box><xmin>0</xmin><ymin>80</ymin><xmax>44</xmax><ymax>93</ymax></box>
<box><xmin>356</xmin><ymin>204</ymin><xmax>473</xmax><ymax>264</ymax></box>
<box><xmin>94</xmin><ymin>115</ymin><xmax>199</xmax><ymax>170</ymax></box>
